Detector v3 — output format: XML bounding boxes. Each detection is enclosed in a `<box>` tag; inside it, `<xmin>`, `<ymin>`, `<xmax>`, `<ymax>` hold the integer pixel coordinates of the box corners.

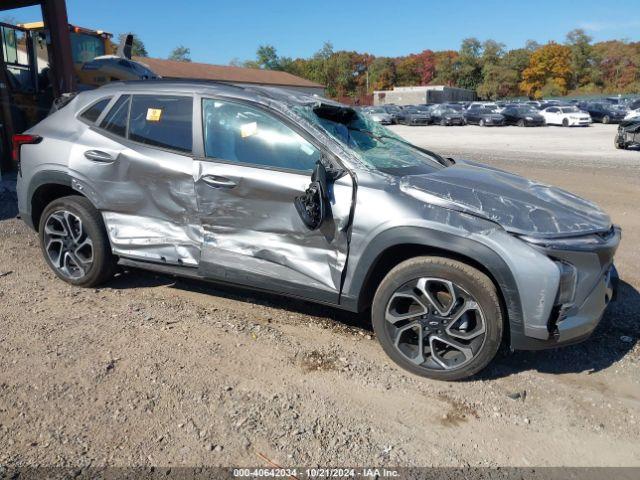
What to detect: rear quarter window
<box><xmin>100</xmin><ymin>95</ymin><xmax>130</xmax><ymax>138</ymax></box>
<box><xmin>79</xmin><ymin>97</ymin><xmax>111</xmax><ymax>124</ymax></box>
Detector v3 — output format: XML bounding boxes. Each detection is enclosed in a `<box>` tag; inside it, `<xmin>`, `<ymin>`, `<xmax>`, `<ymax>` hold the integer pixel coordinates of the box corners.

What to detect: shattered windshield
<box><xmin>296</xmin><ymin>104</ymin><xmax>445</xmax><ymax>176</ymax></box>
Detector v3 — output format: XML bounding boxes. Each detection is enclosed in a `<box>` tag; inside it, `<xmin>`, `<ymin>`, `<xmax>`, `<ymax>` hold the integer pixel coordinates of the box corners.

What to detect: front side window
<box><xmin>202</xmin><ymin>99</ymin><xmax>320</xmax><ymax>171</ymax></box>
<box><xmin>129</xmin><ymin>95</ymin><xmax>193</xmax><ymax>152</ymax></box>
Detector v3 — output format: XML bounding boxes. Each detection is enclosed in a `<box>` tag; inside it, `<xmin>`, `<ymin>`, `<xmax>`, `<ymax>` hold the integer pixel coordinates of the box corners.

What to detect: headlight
<box><xmin>555</xmin><ymin>260</ymin><xmax>577</xmax><ymax>305</ymax></box>
<box><xmin>518</xmin><ymin>234</ymin><xmax>604</xmax><ymax>250</ymax></box>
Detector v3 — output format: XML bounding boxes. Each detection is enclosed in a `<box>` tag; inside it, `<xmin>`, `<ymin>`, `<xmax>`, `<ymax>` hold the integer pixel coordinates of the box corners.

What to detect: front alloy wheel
<box><xmin>372</xmin><ymin>257</ymin><xmax>503</xmax><ymax>380</ymax></box>
<box><xmin>384</xmin><ymin>278</ymin><xmax>486</xmax><ymax>370</ymax></box>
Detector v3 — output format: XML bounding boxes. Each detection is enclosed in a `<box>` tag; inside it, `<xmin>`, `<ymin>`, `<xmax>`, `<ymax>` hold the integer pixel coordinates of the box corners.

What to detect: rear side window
<box><xmin>80</xmin><ymin>97</ymin><xmax>111</xmax><ymax>123</ymax></box>
<box><xmin>100</xmin><ymin>95</ymin><xmax>130</xmax><ymax>138</ymax></box>
<box><xmin>128</xmin><ymin>95</ymin><xmax>193</xmax><ymax>152</ymax></box>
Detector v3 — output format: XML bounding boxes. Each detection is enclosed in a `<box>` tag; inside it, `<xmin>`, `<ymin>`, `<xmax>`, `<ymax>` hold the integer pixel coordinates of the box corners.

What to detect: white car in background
<box><xmin>540</xmin><ymin>106</ymin><xmax>592</xmax><ymax>127</ymax></box>
<box><xmin>624</xmin><ymin>109</ymin><xmax>640</xmax><ymax>121</ymax></box>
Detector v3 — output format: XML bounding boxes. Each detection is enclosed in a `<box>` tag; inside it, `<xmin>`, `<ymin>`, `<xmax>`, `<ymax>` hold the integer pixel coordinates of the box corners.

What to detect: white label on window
<box><xmin>146</xmin><ymin>108</ymin><xmax>162</xmax><ymax>122</ymax></box>
<box><xmin>240</xmin><ymin>122</ymin><xmax>258</xmax><ymax>138</ymax></box>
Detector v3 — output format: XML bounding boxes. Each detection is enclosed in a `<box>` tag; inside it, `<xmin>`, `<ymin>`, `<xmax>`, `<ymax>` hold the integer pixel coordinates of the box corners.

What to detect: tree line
<box><xmin>235</xmin><ymin>30</ymin><xmax>640</xmax><ymax>100</ymax></box>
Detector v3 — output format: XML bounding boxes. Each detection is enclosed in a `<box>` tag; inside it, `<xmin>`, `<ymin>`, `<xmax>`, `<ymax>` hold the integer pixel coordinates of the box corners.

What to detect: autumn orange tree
<box><xmin>520</xmin><ymin>42</ymin><xmax>573</xmax><ymax>98</ymax></box>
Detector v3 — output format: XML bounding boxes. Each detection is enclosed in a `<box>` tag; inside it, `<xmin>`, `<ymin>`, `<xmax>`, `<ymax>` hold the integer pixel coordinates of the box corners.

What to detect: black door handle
<box><xmin>201</xmin><ymin>175</ymin><xmax>237</xmax><ymax>189</ymax></box>
<box><xmin>84</xmin><ymin>150</ymin><xmax>114</xmax><ymax>163</ymax></box>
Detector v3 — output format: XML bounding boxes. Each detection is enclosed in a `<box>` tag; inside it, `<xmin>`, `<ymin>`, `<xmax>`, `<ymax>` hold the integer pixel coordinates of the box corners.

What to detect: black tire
<box><xmin>517</xmin><ymin>119</ymin><xmax>526</xmax><ymax>127</ymax></box>
<box><xmin>440</xmin><ymin>118</ymin><xmax>447</xmax><ymax>126</ymax></box>
<box><xmin>562</xmin><ymin>118</ymin><xmax>569</xmax><ymax>127</ymax></box>
<box><xmin>602</xmin><ymin>115</ymin><xmax>610</xmax><ymax>124</ymax></box>
<box><xmin>372</xmin><ymin>256</ymin><xmax>503</xmax><ymax>381</ymax></box>
<box><xmin>39</xmin><ymin>195</ymin><xmax>117</xmax><ymax>287</ymax></box>
<box><xmin>615</xmin><ymin>135</ymin><xmax>625</xmax><ymax>150</ymax></box>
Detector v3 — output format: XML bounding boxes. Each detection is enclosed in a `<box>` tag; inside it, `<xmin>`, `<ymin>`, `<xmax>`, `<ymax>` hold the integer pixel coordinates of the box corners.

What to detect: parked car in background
<box><xmin>501</xmin><ymin>105</ymin><xmax>546</xmax><ymax>126</ymax></box>
<box><xmin>443</xmin><ymin>103</ymin><xmax>466</xmax><ymax>112</ymax></box>
<box><xmin>540</xmin><ymin>106</ymin><xmax>591</xmax><ymax>127</ymax></box>
<box><xmin>464</xmin><ymin>106</ymin><xmax>505</xmax><ymax>126</ymax></box>
<box><xmin>381</xmin><ymin>105</ymin><xmax>402</xmax><ymax>124</ymax></box>
<box><xmin>396</xmin><ymin>106</ymin><xmax>431</xmax><ymax>125</ymax></box>
<box><xmin>578</xmin><ymin>102</ymin><xmax>626</xmax><ymax>124</ymax></box>
<box><xmin>363</xmin><ymin>107</ymin><xmax>393</xmax><ymax>125</ymax></box>
<box><xmin>615</xmin><ymin>120</ymin><xmax>640</xmax><ymax>150</ymax></box>
<box><xmin>429</xmin><ymin>105</ymin><xmax>466</xmax><ymax>125</ymax></box>
<box><xmin>15</xmin><ymin>80</ymin><xmax>621</xmax><ymax>381</ymax></box>
<box><xmin>525</xmin><ymin>100</ymin><xmax>543</xmax><ymax>109</ymax></box>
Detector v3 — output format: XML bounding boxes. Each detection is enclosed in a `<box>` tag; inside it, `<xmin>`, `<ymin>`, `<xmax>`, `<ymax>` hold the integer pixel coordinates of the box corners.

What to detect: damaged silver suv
<box><xmin>16</xmin><ymin>81</ymin><xmax>620</xmax><ymax>380</ymax></box>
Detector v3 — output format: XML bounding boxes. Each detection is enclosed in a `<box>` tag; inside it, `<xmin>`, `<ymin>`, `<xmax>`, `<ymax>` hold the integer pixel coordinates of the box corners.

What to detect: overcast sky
<box><xmin>6</xmin><ymin>0</ymin><xmax>640</xmax><ymax>64</ymax></box>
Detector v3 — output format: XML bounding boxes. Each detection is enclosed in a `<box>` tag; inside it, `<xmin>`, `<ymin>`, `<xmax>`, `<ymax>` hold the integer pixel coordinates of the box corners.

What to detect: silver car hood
<box><xmin>400</xmin><ymin>160</ymin><xmax>611</xmax><ymax>237</ymax></box>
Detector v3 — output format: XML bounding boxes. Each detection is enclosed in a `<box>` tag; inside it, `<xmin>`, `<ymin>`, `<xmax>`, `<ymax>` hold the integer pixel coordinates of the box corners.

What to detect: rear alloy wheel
<box><xmin>602</xmin><ymin>115</ymin><xmax>611</xmax><ymax>124</ymax></box>
<box><xmin>39</xmin><ymin>196</ymin><xmax>117</xmax><ymax>287</ymax></box>
<box><xmin>440</xmin><ymin>118</ymin><xmax>447</xmax><ymax>126</ymax></box>
<box><xmin>517</xmin><ymin>119</ymin><xmax>526</xmax><ymax>127</ymax></box>
<box><xmin>562</xmin><ymin>118</ymin><xmax>569</xmax><ymax>127</ymax></box>
<box><xmin>615</xmin><ymin>135</ymin><xmax>626</xmax><ymax>150</ymax></box>
<box><xmin>372</xmin><ymin>257</ymin><xmax>503</xmax><ymax>380</ymax></box>
<box><xmin>479</xmin><ymin>119</ymin><xmax>486</xmax><ymax>127</ymax></box>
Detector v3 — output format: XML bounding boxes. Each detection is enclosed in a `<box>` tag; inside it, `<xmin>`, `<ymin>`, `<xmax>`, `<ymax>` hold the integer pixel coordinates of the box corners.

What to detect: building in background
<box><xmin>136</xmin><ymin>57</ymin><xmax>325</xmax><ymax>96</ymax></box>
<box><xmin>374</xmin><ymin>85</ymin><xmax>475</xmax><ymax>105</ymax></box>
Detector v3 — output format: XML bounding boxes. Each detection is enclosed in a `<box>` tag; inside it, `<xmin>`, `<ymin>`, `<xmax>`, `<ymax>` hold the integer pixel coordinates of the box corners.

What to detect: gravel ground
<box><xmin>0</xmin><ymin>125</ymin><xmax>639</xmax><ymax>469</ymax></box>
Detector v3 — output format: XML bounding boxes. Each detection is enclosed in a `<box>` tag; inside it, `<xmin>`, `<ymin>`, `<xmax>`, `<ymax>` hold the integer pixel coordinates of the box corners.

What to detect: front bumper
<box><xmin>511</xmin><ymin>226</ymin><xmax>621</xmax><ymax>351</ymax></box>
<box><xmin>568</xmin><ymin>117</ymin><xmax>592</xmax><ymax>126</ymax></box>
<box><xmin>409</xmin><ymin>117</ymin><xmax>430</xmax><ymax>125</ymax></box>
<box><xmin>482</xmin><ymin>117</ymin><xmax>504</xmax><ymax>126</ymax></box>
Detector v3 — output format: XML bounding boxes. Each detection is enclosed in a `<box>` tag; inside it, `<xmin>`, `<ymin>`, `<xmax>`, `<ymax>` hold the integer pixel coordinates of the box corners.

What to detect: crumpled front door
<box><xmin>194</xmin><ymin>160</ymin><xmax>353</xmax><ymax>304</ymax></box>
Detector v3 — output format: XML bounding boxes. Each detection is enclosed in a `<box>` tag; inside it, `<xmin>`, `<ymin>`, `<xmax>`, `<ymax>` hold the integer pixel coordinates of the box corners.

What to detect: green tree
<box><xmin>456</xmin><ymin>38</ymin><xmax>483</xmax><ymax>90</ymax></box>
<box><xmin>118</xmin><ymin>33</ymin><xmax>148</xmax><ymax>57</ymax></box>
<box><xmin>168</xmin><ymin>45</ymin><xmax>191</xmax><ymax>62</ymax></box>
<box><xmin>368</xmin><ymin>57</ymin><xmax>396</xmax><ymax>91</ymax></box>
<box><xmin>255</xmin><ymin>45</ymin><xmax>280</xmax><ymax>70</ymax></box>
<box><xmin>565</xmin><ymin>29</ymin><xmax>594</xmax><ymax>90</ymax></box>
<box><xmin>432</xmin><ymin>50</ymin><xmax>459</xmax><ymax>86</ymax></box>
<box><xmin>395</xmin><ymin>55</ymin><xmax>422</xmax><ymax>86</ymax></box>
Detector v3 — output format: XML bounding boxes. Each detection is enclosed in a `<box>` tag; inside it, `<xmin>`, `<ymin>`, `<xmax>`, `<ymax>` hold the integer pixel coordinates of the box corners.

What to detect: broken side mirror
<box><xmin>294</xmin><ymin>161</ymin><xmax>328</xmax><ymax>230</ymax></box>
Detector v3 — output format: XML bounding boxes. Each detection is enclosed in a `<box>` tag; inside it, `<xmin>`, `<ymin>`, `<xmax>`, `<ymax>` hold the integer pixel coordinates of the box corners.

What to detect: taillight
<box><xmin>12</xmin><ymin>134</ymin><xmax>42</xmax><ymax>165</ymax></box>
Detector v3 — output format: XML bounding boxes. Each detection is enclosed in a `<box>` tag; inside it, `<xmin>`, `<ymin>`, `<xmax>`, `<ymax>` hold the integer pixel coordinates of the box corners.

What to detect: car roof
<box><xmin>94</xmin><ymin>79</ymin><xmax>331</xmax><ymax>107</ymax></box>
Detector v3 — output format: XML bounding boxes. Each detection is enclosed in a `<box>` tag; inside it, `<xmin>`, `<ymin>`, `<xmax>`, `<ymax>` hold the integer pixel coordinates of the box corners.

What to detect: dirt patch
<box><xmin>438</xmin><ymin>392</ymin><xmax>480</xmax><ymax>427</ymax></box>
<box><xmin>298</xmin><ymin>349</ymin><xmax>340</xmax><ymax>372</ymax></box>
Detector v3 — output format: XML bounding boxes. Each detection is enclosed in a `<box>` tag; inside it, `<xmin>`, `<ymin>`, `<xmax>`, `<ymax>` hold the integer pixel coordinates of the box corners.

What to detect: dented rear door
<box><xmin>194</xmin><ymin>98</ymin><xmax>353</xmax><ymax>304</ymax></box>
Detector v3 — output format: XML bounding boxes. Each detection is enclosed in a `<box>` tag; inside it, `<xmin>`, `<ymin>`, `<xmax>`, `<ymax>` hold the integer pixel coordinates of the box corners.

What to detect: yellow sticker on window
<box><xmin>240</xmin><ymin>121</ymin><xmax>258</xmax><ymax>138</ymax></box>
<box><xmin>146</xmin><ymin>108</ymin><xmax>163</xmax><ymax>122</ymax></box>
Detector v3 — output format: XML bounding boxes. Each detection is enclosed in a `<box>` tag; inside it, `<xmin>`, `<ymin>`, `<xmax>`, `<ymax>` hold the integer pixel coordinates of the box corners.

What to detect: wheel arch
<box><xmin>342</xmin><ymin>227</ymin><xmax>524</xmax><ymax>345</ymax></box>
<box><xmin>27</xmin><ymin>171</ymin><xmax>91</xmax><ymax>232</ymax></box>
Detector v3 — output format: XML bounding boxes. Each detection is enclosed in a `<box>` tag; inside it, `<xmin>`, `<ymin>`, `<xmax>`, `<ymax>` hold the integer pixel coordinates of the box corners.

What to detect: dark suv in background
<box><xmin>15</xmin><ymin>81</ymin><xmax>620</xmax><ymax>380</ymax></box>
<box><xmin>578</xmin><ymin>102</ymin><xmax>627</xmax><ymax>124</ymax></box>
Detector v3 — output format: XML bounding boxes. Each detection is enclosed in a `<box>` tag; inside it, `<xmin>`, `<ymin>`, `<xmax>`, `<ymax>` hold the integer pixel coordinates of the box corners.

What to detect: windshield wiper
<box><xmin>346</xmin><ymin>127</ymin><xmax>450</xmax><ymax>167</ymax></box>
